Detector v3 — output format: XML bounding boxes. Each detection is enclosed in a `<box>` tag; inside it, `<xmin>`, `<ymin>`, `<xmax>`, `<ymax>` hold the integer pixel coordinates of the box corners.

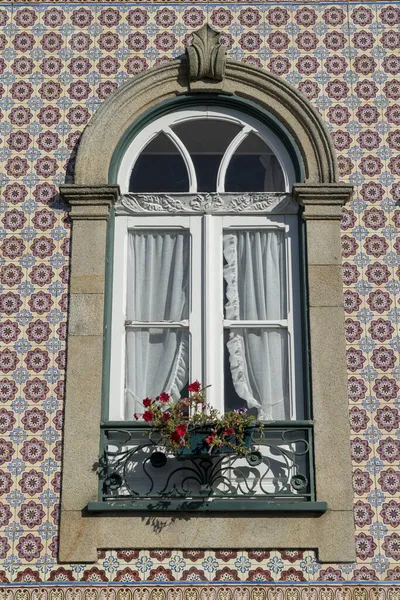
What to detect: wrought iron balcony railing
<box><xmin>87</xmin><ymin>422</ymin><xmax>326</xmax><ymax>513</ymax></box>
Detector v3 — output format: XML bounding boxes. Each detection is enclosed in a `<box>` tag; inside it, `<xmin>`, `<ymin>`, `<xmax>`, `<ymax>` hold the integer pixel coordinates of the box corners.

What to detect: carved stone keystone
<box><xmin>187</xmin><ymin>24</ymin><xmax>226</xmax><ymax>82</ymax></box>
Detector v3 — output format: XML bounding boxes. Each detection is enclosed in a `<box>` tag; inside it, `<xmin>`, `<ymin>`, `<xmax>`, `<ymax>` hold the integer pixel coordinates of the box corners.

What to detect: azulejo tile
<box><xmin>0</xmin><ymin>587</ymin><xmax>400</xmax><ymax>600</ymax></box>
<box><xmin>1</xmin><ymin>0</ymin><xmax>400</xmax><ymax>586</ymax></box>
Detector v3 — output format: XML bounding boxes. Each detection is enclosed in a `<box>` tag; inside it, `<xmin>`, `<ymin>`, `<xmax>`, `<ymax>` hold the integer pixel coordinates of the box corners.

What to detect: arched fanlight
<box><xmin>118</xmin><ymin>107</ymin><xmax>295</xmax><ymax>194</ymax></box>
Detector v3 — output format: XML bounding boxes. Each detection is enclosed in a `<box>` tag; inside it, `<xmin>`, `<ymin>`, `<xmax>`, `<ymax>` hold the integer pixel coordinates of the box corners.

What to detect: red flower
<box><xmin>171</xmin><ymin>431</ymin><xmax>181</xmax><ymax>444</ymax></box>
<box><xmin>163</xmin><ymin>412</ymin><xmax>171</xmax><ymax>421</ymax></box>
<box><xmin>143</xmin><ymin>411</ymin><xmax>154</xmax><ymax>422</ymax></box>
<box><xmin>175</xmin><ymin>424</ymin><xmax>187</xmax><ymax>437</ymax></box>
<box><xmin>188</xmin><ymin>380</ymin><xmax>201</xmax><ymax>393</ymax></box>
<box><xmin>224</xmin><ymin>428</ymin><xmax>235</xmax><ymax>437</ymax></box>
<box><xmin>133</xmin><ymin>413</ymin><xmax>139</xmax><ymax>420</ymax></box>
<box><xmin>159</xmin><ymin>392</ymin><xmax>170</xmax><ymax>402</ymax></box>
<box><xmin>142</xmin><ymin>398</ymin><xmax>152</xmax><ymax>408</ymax></box>
<box><xmin>205</xmin><ymin>435</ymin><xmax>215</xmax><ymax>446</ymax></box>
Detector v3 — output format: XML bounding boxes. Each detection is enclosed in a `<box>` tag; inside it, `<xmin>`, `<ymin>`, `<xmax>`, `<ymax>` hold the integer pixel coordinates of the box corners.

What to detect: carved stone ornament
<box><xmin>186</xmin><ymin>24</ymin><xmax>226</xmax><ymax>82</ymax></box>
<box><xmin>117</xmin><ymin>193</ymin><xmax>298</xmax><ymax>215</ymax></box>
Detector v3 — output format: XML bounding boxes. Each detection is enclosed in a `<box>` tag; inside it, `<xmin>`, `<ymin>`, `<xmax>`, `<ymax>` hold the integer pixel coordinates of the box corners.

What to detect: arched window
<box><xmin>118</xmin><ymin>107</ymin><xmax>295</xmax><ymax>193</ymax></box>
<box><xmin>109</xmin><ymin>107</ymin><xmax>304</xmax><ymax>423</ymax></box>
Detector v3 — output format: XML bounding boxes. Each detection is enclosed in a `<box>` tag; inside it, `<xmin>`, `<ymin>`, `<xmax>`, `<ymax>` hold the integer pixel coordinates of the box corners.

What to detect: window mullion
<box><xmin>216</xmin><ymin>126</ymin><xmax>251</xmax><ymax>192</ymax></box>
<box><xmin>203</xmin><ymin>215</ymin><xmax>224</xmax><ymax>411</ymax></box>
<box><xmin>164</xmin><ymin>127</ymin><xmax>197</xmax><ymax>193</ymax></box>
<box><xmin>190</xmin><ymin>216</ymin><xmax>203</xmax><ymax>387</ymax></box>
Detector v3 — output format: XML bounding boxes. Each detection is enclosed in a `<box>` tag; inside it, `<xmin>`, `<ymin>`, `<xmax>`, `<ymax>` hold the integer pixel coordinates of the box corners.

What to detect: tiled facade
<box><xmin>0</xmin><ymin>0</ymin><xmax>400</xmax><ymax>590</ymax></box>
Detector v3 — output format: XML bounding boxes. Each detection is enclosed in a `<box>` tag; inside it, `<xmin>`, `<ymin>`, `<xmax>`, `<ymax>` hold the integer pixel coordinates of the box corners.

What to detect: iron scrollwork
<box><xmin>98</xmin><ymin>424</ymin><xmax>313</xmax><ymax>510</ymax></box>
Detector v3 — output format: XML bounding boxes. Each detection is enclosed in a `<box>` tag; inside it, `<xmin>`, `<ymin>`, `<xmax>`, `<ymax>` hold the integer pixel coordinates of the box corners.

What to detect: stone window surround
<box><xmin>59</xmin><ymin>58</ymin><xmax>354</xmax><ymax>564</ymax></box>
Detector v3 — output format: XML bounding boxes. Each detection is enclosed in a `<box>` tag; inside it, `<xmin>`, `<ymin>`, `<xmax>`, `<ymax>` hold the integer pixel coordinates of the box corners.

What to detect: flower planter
<box><xmin>134</xmin><ymin>381</ymin><xmax>257</xmax><ymax>457</ymax></box>
<box><xmin>176</xmin><ymin>427</ymin><xmax>251</xmax><ymax>459</ymax></box>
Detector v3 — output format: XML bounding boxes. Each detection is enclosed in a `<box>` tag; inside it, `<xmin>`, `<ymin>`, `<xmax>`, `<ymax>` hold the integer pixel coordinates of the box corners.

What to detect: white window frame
<box><xmin>110</xmin><ymin>106</ymin><xmax>301</xmax><ymax>422</ymax></box>
<box><xmin>109</xmin><ymin>213</ymin><xmax>302</xmax><ymax>421</ymax></box>
<box><xmin>117</xmin><ymin>107</ymin><xmax>296</xmax><ymax>194</ymax></box>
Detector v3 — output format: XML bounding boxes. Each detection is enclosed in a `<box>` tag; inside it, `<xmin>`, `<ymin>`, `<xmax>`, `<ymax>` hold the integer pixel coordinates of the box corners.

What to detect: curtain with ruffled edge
<box><xmin>223</xmin><ymin>230</ymin><xmax>290</xmax><ymax>420</ymax></box>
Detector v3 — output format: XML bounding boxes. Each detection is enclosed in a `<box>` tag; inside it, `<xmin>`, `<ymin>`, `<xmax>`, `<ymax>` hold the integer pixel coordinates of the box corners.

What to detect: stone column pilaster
<box><xmin>58</xmin><ymin>185</ymin><xmax>119</xmax><ymax>562</ymax></box>
<box><xmin>293</xmin><ymin>183</ymin><xmax>354</xmax><ymax>524</ymax></box>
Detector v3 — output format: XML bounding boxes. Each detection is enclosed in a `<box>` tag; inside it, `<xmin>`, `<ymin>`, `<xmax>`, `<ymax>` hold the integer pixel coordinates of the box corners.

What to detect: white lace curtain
<box><xmin>124</xmin><ymin>228</ymin><xmax>289</xmax><ymax>421</ymax></box>
<box><xmin>124</xmin><ymin>231</ymin><xmax>189</xmax><ymax>418</ymax></box>
<box><xmin>223</xmin><ymin>230</ymin><xmax>290</xmax><ymax>420</ymax></box>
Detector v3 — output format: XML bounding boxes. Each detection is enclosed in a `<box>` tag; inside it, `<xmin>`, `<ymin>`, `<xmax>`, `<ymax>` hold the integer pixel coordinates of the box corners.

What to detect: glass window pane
<box><xmin>129</xmin><ymin>133</ymin><xmax>189</xmax><ymax>192</ymax></box>
<box><xmin>173</xmin><ymin>119</ymin><xmax>241</xmax><ymax>153</ymax></box>
<box><xmin>223</xmin><ymin>229</ymin><xmax>287</xmax><ymax>321</ymax></box>
<box><xmin>172</xmin><ymin>119</ymin><xmax>242</xmax><ymax>192</ymax></box>
<box><xmin>125</xmin><ymin>327</ymin><xmax>189</xmax><ymax>413</ymax></box>
<box><xmin>224</xmin><ymin>328</ymin><xmax>290</xmax><ymax>420</ymax></box>
<box><xmin>126</xmin><ymin>230</ymin><xmax>190</xmax><ymax>321</ymax></box>
<box><xmin>225</xmin><ymin>133</ymin><xmax>285</xmax><ymax>192</ymax></box>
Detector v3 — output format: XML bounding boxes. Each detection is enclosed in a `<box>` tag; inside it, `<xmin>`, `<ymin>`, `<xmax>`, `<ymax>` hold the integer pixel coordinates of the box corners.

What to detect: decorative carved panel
<box><xmin>117</xmin><ymin>193</ymin><xmax>298</xmax><ymax>215</ymax></box>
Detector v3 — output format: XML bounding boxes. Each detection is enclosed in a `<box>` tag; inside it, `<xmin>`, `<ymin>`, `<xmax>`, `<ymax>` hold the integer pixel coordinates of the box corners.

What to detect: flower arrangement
<box><xmin>134</xmin><ymin>381</ymin><xmax>257</xmax><ymax>455</ymax></box>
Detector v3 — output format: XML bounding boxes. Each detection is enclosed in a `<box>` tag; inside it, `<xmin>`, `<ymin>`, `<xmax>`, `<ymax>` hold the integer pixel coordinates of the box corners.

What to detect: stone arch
<box><xmin>75</xmin><ymin>59</ymin><xmax>338</xmax><ymax>186</ymax></box>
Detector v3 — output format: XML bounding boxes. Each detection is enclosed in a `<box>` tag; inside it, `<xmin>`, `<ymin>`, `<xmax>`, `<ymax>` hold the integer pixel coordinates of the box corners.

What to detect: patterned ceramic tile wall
<box><xmin>0</xmin><ymin>585</ymin><xmax>398</xmax><ymax>599</ymax></box>
<box><xmin>0</xmin><ymin>0</ymin><xmax>400</xmax><ymax>586</ymax></box>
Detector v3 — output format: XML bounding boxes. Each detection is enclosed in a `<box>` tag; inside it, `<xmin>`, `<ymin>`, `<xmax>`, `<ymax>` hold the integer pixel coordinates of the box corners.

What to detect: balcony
<box><xmin>87</xmin><ymin>422</ymin><xmax>326</xmax><ymax>514</ymax></box>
